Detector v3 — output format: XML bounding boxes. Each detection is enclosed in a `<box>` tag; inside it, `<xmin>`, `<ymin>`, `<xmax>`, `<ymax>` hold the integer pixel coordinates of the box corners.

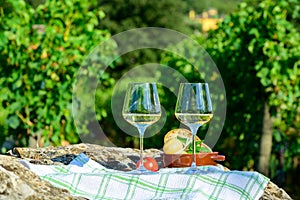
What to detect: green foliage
<box><xmin>95</xmin><ymin>0</ymin><xmax>194</xmax><ymax>80</ymax></box>
<box><xmin>0</xmin><ymin>0</ymin><xmax>109</xmax><ymax>150</ymax></box>
<box><xmin>183</xmin><ymin>0</ymin><xmax>242</xmax><ymax>15</ymax></box>
<box><xmin>204</xmin><ymin>0</ymin><xmax>300</xmax><ymax>174</ymax></box>
<box><xmin>98</xmin><ymin>0</ymin><xmax>192</xmax><ymax>35</ymax></box>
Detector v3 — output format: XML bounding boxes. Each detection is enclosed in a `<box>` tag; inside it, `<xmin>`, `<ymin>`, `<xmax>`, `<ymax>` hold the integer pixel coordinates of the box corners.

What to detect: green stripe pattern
<box><xmin>32</xmin><ymin>153</ymin><xmax>269</xmax><ymax>200</ymax></box>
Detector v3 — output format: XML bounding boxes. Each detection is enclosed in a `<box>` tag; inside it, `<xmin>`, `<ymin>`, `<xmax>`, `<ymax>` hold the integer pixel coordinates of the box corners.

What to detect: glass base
<box><xmin>185</xmin><ymin>163</ymin><xmax>208</xmax><ymax>175</ymax></box>
<box><xmin>127</xmin><ymin>165</ymin><xmax>157</xmax><ymax>175</ymax></box>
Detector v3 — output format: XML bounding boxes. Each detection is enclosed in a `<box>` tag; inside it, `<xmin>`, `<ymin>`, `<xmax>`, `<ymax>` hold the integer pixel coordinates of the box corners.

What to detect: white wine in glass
<box><xmin>175</xmin><ymin>83</ymin><xmax>213</xmax><ymax>174</ymax></box>
<box><xmin>175</xmin><ymin>113</ymin><xmax>213</xmax><ymax>126</ymax></box>
<box><xmin>122</xmin><ymin>82</ymin><xmax>161</xmax><ymax>174</ymax></box>
<box><xmin>123</xmin><ymin>114</ymin><xmax>161</xmax><ymax>126</ymax></box>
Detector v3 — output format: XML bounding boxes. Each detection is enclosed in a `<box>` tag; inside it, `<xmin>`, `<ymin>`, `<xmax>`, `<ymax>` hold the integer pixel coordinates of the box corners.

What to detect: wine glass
<box><xmin>175</xmin><ymin>83</ymin><xmax>213</xmax><ymax>174</ymax></box>
<box><xmin>122</xmin><ymin>82</ymin><xmax>161</xmax><ymax>174</ymax></box>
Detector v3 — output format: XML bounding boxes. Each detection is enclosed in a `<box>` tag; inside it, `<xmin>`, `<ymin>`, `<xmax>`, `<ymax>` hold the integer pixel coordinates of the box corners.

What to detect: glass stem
<box><xmin>137</xmin><ymin>126</ymin><xmax>147</xmax><ymax>168</ymax></box>
<box><xmin>190</xmin><ymin>125</ymin><xmax>200</xmax><ymax>168</ymax></box>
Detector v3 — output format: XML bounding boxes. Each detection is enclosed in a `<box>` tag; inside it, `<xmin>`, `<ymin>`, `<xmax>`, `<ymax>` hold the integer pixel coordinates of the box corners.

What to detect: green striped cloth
<box><xmin>20</xmin><ymin>153</ymin><xmax>269</xmax><ymax>200</ymax></box>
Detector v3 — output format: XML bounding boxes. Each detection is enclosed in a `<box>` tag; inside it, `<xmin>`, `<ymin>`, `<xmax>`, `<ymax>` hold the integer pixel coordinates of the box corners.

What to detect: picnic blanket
<box><xmin>20</xmin><ymin>153</ymin><xmax>269</xmax><ymax>200</ymax></box>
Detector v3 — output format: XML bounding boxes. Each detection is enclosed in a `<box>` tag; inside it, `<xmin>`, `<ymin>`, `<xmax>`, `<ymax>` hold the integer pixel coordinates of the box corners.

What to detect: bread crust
<box><xmin>163</xmin><ymin>128</ymin><xmax>212</xmax><ymax>153</ymax></box>
<box><xmin>164</xmin><ymin>128</ymin><xmax>201</xmax><ymax>143</ymax></box>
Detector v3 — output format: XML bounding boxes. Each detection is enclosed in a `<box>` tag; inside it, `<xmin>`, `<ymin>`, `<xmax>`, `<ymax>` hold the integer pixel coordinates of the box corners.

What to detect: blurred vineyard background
<box><xmin>0</xmin><ymin>0</ymin><xmax>299</xmax><ymax>198</ymax></box>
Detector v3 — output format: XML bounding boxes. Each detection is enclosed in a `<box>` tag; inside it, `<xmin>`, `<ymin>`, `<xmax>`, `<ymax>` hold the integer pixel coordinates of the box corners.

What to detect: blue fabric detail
<box><xmin>69</xmin><ymin>153</ymin><xmax>90</xmax><ymax>167</ymax></box>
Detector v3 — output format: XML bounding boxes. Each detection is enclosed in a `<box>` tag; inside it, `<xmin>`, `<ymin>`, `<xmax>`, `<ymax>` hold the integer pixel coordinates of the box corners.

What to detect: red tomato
<box><xmin>136</xmin><ymin>157</ymin><xmax>159</xmax><ymax>172</ymax></box>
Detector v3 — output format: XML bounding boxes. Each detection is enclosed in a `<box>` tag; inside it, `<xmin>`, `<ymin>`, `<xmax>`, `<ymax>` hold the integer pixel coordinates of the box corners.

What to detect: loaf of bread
<box><xmin>163</xmin><ymin>128</ymin><xmax>212</xmax><ymax>154</ymax></box>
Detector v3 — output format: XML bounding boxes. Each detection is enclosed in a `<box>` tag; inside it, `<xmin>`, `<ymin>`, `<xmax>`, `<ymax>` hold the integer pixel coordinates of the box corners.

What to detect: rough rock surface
<box><xmin>260</xmin><ymin>181</ymin><xmax>293</xmax><ymax>200</ymax></box>
<box><xmin>0</xmin><ymin>155</ymin><xmax>85</xmax><ymax>200</ymax></box>
<box><xmin>8</xmin><ymin>143</ymin><xmax>162</xmax><ymax>171</ymax></box>
<box><xmin>1</xmin><ymin>143</ymin><xmax>292</xmax><ymax>200</ymax></box>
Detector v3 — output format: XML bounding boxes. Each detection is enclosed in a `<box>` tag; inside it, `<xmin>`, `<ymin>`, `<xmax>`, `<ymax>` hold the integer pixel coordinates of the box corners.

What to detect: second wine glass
<box><xmin>175</xmin><ymin>83</ymin><xmax>213</xmax><ymax>174</ymax></box>
<box><xmin>122</xmin><ymin>82</ymin><xmax>161</xmax><ymax>174</ymax></box>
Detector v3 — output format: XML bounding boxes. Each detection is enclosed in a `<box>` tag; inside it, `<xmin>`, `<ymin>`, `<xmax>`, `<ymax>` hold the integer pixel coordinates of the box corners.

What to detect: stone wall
<box><xmin>0</xmin><ymin>143</ymin><xmax>292</xmax><ymax>200</ymax></box>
